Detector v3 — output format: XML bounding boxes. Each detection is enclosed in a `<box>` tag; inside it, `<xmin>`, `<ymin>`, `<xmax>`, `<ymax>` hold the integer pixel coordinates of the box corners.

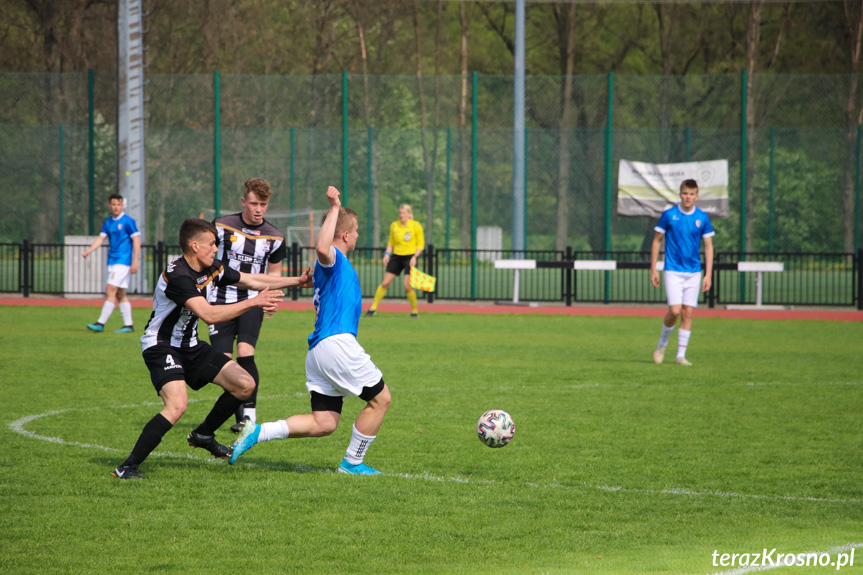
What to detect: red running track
<box><xmin>1</xmin><ymin>296</ymin><xmax>860</xmax><ymax>321</ymax></box>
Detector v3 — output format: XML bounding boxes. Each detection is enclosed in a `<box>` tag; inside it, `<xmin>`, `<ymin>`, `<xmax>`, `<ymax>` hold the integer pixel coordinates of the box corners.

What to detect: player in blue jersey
<box><xmin>649</xmin><ymin>179</ymin><xmax>715</xmax><ymax>366</ymax></box>
<box><xmin>82</xmin><ymin>194</ymin><xmax>141</xmax><ymax>333</ymax></box>
<box><xmin>230</xmin><ymin>186</ymin><xmax>392</xmax><ymax>475</ymax></box>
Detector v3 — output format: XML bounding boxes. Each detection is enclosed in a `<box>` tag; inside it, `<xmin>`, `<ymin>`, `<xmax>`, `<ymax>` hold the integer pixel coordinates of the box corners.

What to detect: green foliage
<box><xmin>2</xmin><ymin>305</ymin><xmax>862</xmax><ymax>574</ymax></box>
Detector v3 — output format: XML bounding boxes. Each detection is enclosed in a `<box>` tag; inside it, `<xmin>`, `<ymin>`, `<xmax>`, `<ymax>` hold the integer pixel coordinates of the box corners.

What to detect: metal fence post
<box><xmin>857</xmin><ymin>248</ymin><xmax>862</xmax><ymax>311</ymax></box>
<box><xmin>565</xmin><ymin>245</ymin><xmax>573</xmax><ymax>306</ymax></box>
<box><xmin>292</xmin><ymin>242</ymin><xmax>300</xmax><ymax>301</ymax></box>
<box><xmin>426</xmin><ymin>244</ymin><xmax>435</xmax><ymax>304</ymax></box>
<box><xmin>22</xmin><ymin>240</ymin><xmax>30</xmax><ymax>298</ymax></box>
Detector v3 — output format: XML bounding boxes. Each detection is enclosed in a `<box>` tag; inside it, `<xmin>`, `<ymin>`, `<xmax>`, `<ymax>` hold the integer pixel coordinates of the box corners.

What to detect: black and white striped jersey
<box><xmin>141</xmin><ymin>256</ymin><xmax>241</xmax><ymax>351</ymax></box>
<box><xmin>211</xmin><ymin>213</ymin><xmax>286</xmax><ymax>304</ymax></box>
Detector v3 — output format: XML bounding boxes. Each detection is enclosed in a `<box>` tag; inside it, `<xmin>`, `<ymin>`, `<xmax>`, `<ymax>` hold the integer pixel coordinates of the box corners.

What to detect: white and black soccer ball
<box><xmin>476</xmin><ymin>409</ymin><xmax>515</xmax><ymax>448</ymax></box>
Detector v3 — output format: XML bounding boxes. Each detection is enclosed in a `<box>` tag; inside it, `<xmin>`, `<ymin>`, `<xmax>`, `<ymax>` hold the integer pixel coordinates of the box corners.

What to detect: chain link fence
<box><xmin>1</xmin><ymin>71</ymin><xmax>860</xmax><ymax>256</ymax></box>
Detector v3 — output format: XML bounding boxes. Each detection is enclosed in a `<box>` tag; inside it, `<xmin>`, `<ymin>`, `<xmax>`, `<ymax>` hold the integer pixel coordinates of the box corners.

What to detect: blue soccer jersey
<box><xmin>100</xmin><ymin>213</ymin><xmax>140</xmax><ymax>265</ymax></box>
<box><xmin>308</xmin><ymin>247</ymin><xmax>362</xmax><ymax>350</ymax></box>
<box><xmin>655</xmin><ymin>205</ymin><xmax>715</xmax><ymax>273</ymax></box>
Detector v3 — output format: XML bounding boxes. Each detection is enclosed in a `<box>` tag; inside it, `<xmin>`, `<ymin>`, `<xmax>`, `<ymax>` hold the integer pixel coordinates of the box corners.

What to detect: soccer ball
<box><xmin>476</xmin><ymin>409</ymin><xmax>515</xmax><ymax>448</ymax></box>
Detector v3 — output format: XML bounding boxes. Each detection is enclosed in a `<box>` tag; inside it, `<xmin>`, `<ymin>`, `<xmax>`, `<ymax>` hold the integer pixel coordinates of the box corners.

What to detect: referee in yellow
<box><xmin>366</xmin><ymin>204</ymin><xmax>425</xmax><ymax>317</ymax></box>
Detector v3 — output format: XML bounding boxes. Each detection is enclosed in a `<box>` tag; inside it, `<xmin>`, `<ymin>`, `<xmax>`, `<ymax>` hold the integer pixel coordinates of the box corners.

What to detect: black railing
<box><xmin>1</xmin><ymin>241</ymin><xmax>861</xmax><ymax>310</ymax></box>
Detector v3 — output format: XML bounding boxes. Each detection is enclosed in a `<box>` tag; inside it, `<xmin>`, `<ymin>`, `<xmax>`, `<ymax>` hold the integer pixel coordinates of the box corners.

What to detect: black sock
<box><xmin>123</xmin><ymin>413</ymin><xmax>173</xmax><ymax>467</ymax></box>
<box><xmin>194</xmin><ymin>391</ymin><xmax>243</xmax><ymax>436</ymax></box>
<box><xmin>237</xmin><ymin>356</ymin><xmax>259</xmax><ymax>409</ymax></box>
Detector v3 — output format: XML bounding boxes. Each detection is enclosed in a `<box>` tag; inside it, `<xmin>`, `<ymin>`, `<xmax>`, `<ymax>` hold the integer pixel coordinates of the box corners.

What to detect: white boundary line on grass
<box><xmin>7</xmin><ymin>400</ymin><xmax>863</xmax><ymax>507</ymax></box>
<box><xmin>707</xmin><ymin>542</ymin><xmax>863</xmax><ymax>575</ymax></box>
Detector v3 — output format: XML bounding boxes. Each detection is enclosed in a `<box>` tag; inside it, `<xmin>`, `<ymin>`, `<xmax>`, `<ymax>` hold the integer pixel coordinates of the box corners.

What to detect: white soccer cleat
<box><xmin>653</xmin><ymin>345</ymin><xmax>666</xmax><ymax>365</ymax></box>
<box><xmin>675</xmin><ymin>357</ymin><xmax>692</xmax><ymax>366</ymax></box>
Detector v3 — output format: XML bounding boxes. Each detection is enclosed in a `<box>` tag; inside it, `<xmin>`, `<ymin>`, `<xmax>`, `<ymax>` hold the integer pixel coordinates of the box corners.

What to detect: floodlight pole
<box><xmin>512</xmin><ymin>0</ymin><xmax>526</xmax><ymax>254</ymax></box>
<box><xmin>117</xmin><ymin>0</ymin><xmax>146</xmax><ymax>240</ymax></box>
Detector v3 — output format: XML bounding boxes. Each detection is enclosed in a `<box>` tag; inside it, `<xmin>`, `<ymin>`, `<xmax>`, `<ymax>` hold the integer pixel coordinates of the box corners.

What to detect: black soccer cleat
<box><xmin>230</xmin><ymin>415</ymin><xmax>251</xmax><ymax>434</ymax></box>
<box><xmin>113</xmin><ymin>464</ymin><xmax>146</xmax><ymax>479</ymax></box>
<box><xmin>187</xmin><ymin>431</ymin><xmax>233</xmax><ymax>459</ymax></box>
<box><xmin>364</xmin><ymin>309</ymin><xmax>376</xmax><ymax>317</ymax></box>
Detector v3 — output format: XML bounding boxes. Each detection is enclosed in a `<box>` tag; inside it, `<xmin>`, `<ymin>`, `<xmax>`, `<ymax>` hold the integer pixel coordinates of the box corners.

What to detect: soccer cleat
<box><xmin>187</xmin><ymin>431</ymin><xmax>233</xmax><ymax>459</ymax></box>
<box><xmin>113</xmin><ymin>464</ymin><xmax>145</xmax><ymax>479</ymax></box>
<box><xmin>114</xmin><ymin>325</ymin><xmax>134</xmax><ymax>333</ymax></box>
<box><xmin>675</xmin><ymin>357</ymin><xmax>693</xmax><ymax>366</ymax></box>
<box><xmin>229</xmin><ymin>422</ymin><xmax>261</xmax><ymax>464</ymax></box>
<box><xmin>87</xmin><ymin>323</ymin><xmax>104</xmax><ymax>333</ymax></box>
<box><xmin>410</xmin><ymin>313</ymin><xmax>419</xmax><ymax>318</ymax></box>
<box><xmin>364</xmin><ymin>309</ymin><xmax>376</xmax><ymax>317</ymax></box>
<box><xmin>230</xmin><ymin>415</ymin><xmax>251</xmax><ymax>434</ymax></box>
<box><xmin>337</xmin><ymin>459</ymin><xmax>382</xmax><ymax>475</ymax></box>
<box><xmin>653</xmin><ymin>344</ymin><xmax>666</xmax><ymax>364</ymax></box>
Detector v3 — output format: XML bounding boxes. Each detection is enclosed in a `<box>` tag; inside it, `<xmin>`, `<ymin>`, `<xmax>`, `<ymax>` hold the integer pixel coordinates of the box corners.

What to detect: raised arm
<box><xmin>315</xmin><ymin>186</ymin><xmax>342</xmax><ymax>266</ymax></box>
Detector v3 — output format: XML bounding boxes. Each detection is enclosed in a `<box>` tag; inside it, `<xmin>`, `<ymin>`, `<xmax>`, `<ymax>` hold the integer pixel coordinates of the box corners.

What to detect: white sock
<box><xmin>244</xmin><ymin>407</ymin><xmax>257</xmax><ymax>424</ymax></box>
<box><xmin>677</xmin><ymin>329</ymin><xmax>691</xmax><ymax>359</ymax></box>
<box><xmin>119</xmin><ymin>301</ymin><xmax>133</xmax><ymax>326</ymax></box>
<box><xmin>257</xmin><ymin>420</ymin><xmax>289</xmax><ymax>443</ymax></box>
<box><xmin>96</xmin><ymin>301</ymin><xmax>115</xmax><ymax>324</ymax></box>
<box><xmin>344</xmin><ymin>424</ymin><xmax>376</xmax><ymax>465</ymax></box>
<box><xmin>658</xmin><ymin>323</ymin><xmax>675</xmax><ymax>347</ymax></box>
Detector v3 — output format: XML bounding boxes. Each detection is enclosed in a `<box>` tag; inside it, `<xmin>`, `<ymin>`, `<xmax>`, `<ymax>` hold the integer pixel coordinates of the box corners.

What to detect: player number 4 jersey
<box><xmin>141</xmin><ymin>256</ymin><xmax>241</xmax><ymax>351</ymax></box>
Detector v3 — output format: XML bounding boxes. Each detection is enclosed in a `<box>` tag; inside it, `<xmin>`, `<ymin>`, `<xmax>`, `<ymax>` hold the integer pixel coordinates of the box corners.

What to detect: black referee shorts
<box><xmin>385</xmin><ymin>253</ymin><xmax>413</xmax><ymax>276</ymax></box>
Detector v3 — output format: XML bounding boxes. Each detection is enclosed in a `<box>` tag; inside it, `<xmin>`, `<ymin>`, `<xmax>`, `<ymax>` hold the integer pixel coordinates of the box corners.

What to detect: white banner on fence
<box><xmin>617</xmin><ymin>159</ymin><xmax>729</xmax><ymax>218</ymax></box>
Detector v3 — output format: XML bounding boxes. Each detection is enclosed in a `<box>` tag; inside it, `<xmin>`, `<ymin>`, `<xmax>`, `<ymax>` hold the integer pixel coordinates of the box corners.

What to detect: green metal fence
<box><xmin>1</xmin><ymin>71</ymin><xmax>861</xmax><ymax>257</ymax></box>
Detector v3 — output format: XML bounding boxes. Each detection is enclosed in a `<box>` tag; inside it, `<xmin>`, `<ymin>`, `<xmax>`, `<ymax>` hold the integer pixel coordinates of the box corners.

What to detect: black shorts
<box><xmin>209</xmin><ymin>307</ymin><xmax>265</xmax><ymax>353</ymax></box>
<box><xmin>142</xmin><ymin>342</ymin><xmax>232</xmax><ymax>395</ymax></box>
<box><xmin>386</xmin><ymin>253</ymin><xmax>413</xmax><ymax>276</ymax></box>
<box><xmin>309</xmin><ymin>378</ymin><xmax>385</xmax><ymax>414</ymax></box>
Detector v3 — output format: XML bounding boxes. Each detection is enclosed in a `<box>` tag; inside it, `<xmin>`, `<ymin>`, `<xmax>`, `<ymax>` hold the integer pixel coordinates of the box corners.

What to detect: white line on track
<box><xmin>9</xmin><ymin>399</ymin><xmax>861</xmax><ymax>506</ymax></box>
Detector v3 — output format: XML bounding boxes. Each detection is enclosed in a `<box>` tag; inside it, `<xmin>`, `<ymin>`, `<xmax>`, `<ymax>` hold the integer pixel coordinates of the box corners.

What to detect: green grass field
<box><xmin>1</xmin><ymin>305</ymin><xmax>862</xmax><ymax>574</ymax></box>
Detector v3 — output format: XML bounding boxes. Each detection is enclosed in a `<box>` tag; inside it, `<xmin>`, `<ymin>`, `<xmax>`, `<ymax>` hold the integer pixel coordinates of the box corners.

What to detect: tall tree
<box><xmin>843</xmin><ymin>0</ymin><xmax>863</xmax><ymax>251</ymax></box>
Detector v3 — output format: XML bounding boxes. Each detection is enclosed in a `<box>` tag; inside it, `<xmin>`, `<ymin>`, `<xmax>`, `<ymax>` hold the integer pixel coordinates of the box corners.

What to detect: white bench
<box><xmin>494</xmin><ymin>259</ymin><xmax>784</xmax><ymax>307</ymax></box>
<box><xmin>729</xmin><ymin>261</ymin><xmax>785</xmax><ymax>308</ymax></box>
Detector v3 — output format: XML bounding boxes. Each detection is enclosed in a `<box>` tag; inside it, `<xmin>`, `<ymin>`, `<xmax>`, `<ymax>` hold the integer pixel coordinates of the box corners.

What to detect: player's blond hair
<box><xmin>399</xmin><ymin>204</ymin><xmax>413</xmax><ymax>219</ymax></box>
<box><xmin>321</xmin><ymin>207</ymin><xmax>358</xmax><ymax>239</ymax></box>
<box><xmin>244</xmin><ymin>177</ymin><xmax>273</xmax><ymax>201</ymax></box>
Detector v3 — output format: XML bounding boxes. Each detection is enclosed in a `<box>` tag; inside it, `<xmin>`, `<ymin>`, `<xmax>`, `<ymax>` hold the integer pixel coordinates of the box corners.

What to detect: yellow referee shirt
<box><xmin>387</xmin><ymin>219</ymin><xmax>425</xmax><ymax>256</ymax></box>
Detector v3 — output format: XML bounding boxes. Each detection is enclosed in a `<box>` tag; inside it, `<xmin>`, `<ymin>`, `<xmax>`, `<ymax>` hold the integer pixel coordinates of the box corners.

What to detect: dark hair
<box><xmin>680</xmin><ymin>179</ymin><xmax>699</xmax><ymax>193</ymax></box>
<box><xmin>109</xmin><ymin>193</ymin><xmax>124</xmax><ymax>202</ymax></box>
<box><xmin>179</xmin><ymin>218</ymin><xmax>217</xmax><ymax>253</ymax></box>
<box><xmin>244</xmin><ymin>177</ymin><xmax>273</xmax><ymax>201</ymax></box>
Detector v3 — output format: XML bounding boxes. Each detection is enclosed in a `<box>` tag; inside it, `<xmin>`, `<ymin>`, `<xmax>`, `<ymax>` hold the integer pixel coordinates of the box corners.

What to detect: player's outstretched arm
<box><xmin>234</xmin><ymin>266</ymin><xmax>313</xmax><ymax>291</ymax></box>
<box><xmin>184</xmin><ymin>288</ymin><xmax>284</xmax><ymax>325</ymax></box>
<box><xmin>316</xmin><ymin>186</ymin><xmax>341</xmax><ymax>266</ymax></box>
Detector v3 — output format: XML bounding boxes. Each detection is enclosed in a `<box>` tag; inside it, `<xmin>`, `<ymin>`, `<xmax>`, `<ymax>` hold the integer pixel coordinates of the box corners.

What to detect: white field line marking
<box><xmin>708</xmin><ymin>542</ymin><xmax>863</xmax><ymax>575</ymax></box>
<box><xmin>7</xmin><ymin>400</ymin><xmax>863</xmax><ymax>505</ymax></box>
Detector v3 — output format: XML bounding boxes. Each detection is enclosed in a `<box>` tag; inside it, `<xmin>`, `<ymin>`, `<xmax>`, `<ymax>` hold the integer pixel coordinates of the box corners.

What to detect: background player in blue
<box><xmin>112</xmin><ymin>218</ymin><xmax>312</xmax><ymax>480</ymax></box>
<box><xmin>650</xmin><ymin>179</ymin><xmax>715</xmax><ymax>366</ymax></box>
<box><xmin>209</xmin><ymin>177</ymin><xmax>286</xmax><ymax>433</ymax></box>
<box><xmin>82</xmin><ymin>193</ymin><xmax>141</xmax><ymax>333</ymax></box>
<box><xmin>230</xmin><ymin>186</ymin><xmax>392</xmax><ymax>475</ymax></box>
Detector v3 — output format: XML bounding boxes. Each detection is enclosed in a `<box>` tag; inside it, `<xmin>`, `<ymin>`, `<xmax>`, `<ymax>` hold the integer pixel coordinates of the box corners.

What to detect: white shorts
<box><xmin>305</xmin><ymin>333</ymin><xmax>383</xmax><ymax>398</ymax></box>
<box><xmin>664</xmin><ymin>270</ymin><xmax>701</xmax><ymax>308</ymax></box>
<box><xmin>106</xmin><ymin>264</ymin><xmax>132</xmax><ymax>289</ymax></box>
